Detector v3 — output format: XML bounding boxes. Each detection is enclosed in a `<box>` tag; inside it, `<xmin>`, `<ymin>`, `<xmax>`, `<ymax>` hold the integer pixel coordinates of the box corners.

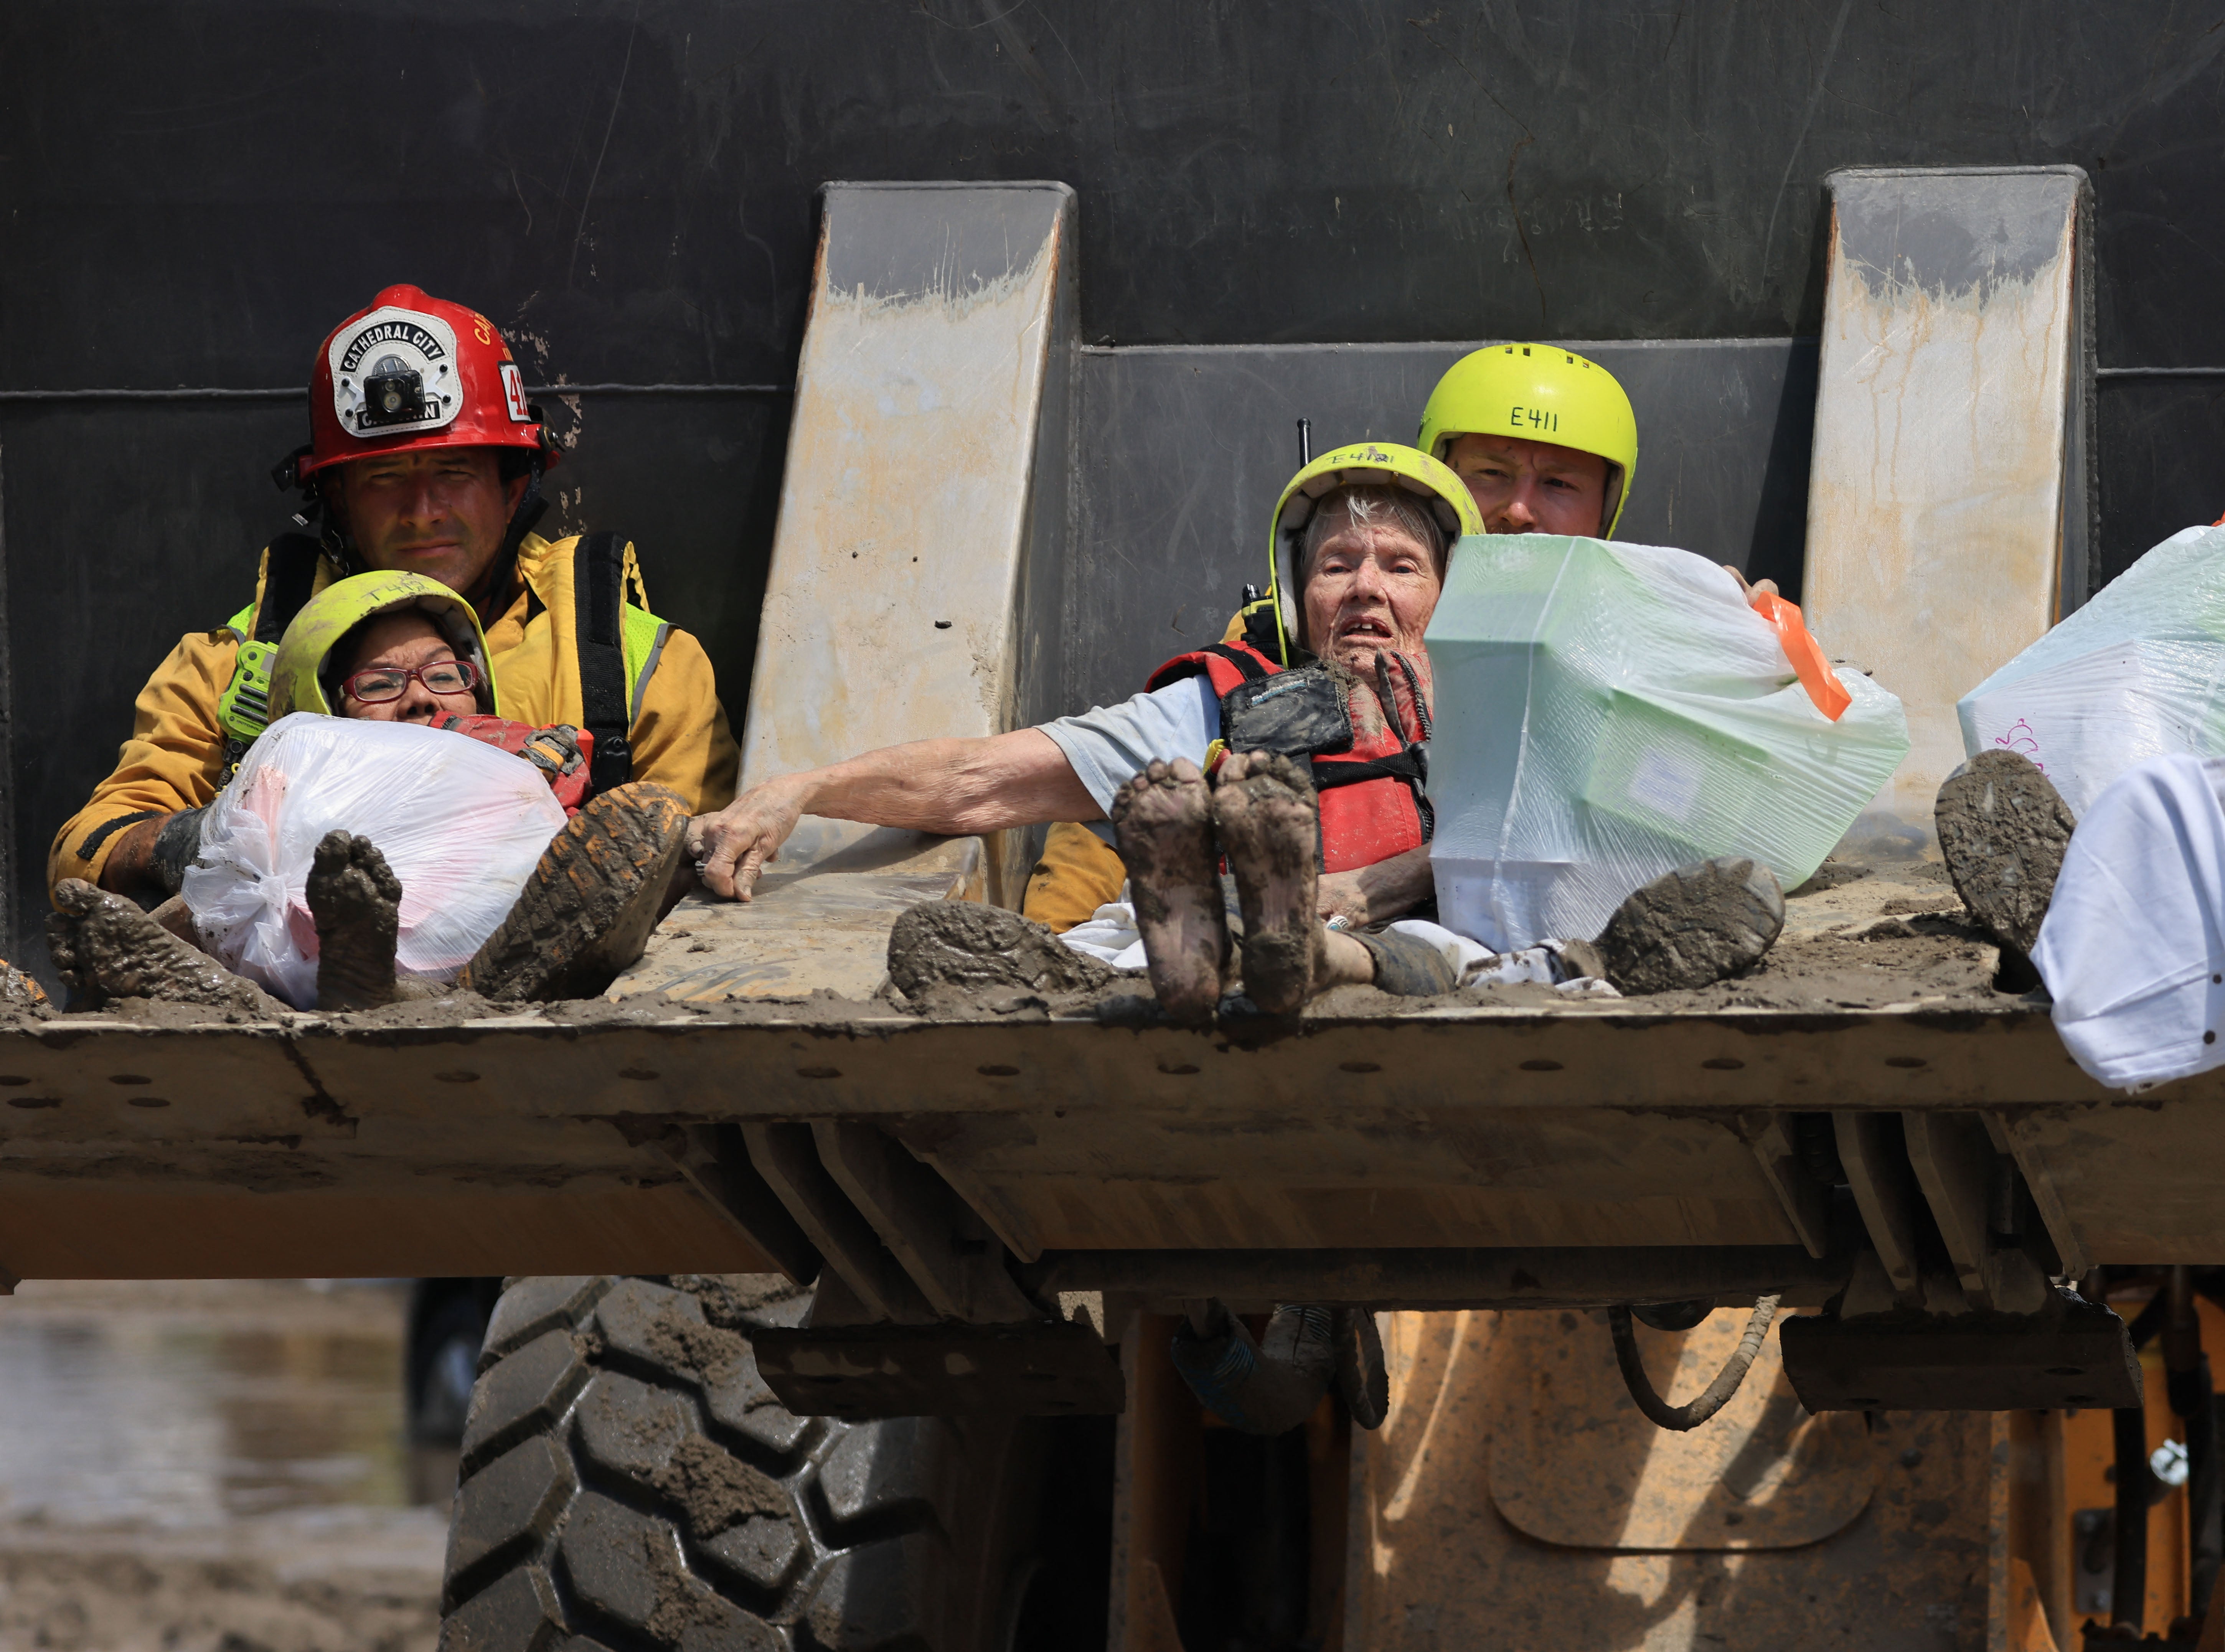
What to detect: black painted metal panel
<box><xmin>1</xmin><ymin>392</ymin><xmax>786</xmax><ymax>983</ymax></box>
<box><xmin>8</xmin><ymin>0</ymin><xmax>2225</xmax><ymax>976</ymax></box>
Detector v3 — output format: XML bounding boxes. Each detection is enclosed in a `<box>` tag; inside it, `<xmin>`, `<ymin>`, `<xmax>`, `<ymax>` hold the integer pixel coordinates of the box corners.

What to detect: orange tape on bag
<box><xmin>1751</xmin><ymin>591</ymin><xmax>1851</xmax><ymax>721</ymax></box>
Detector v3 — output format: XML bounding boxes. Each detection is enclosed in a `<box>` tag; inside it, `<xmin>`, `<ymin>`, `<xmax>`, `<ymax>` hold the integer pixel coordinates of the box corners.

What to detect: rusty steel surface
<box><xmin>735</xmin><ymin>181</ymin><xmax>1076</xmax><ymax>916</ymax></box>
<box><xmin>0</xmin><ymin>993</ymin><xmax>2222</xmax><ymax>1281</ymax></box>
<box><xmin>1802</xmin><ymin>166</ymin><xmax>2093</xmax><ymax>856</ymax></box>
<box><xmin>1347</xmin><ymin>1309</ymin><xmax>2002</xmax><ymax>1650</ymax></box>
<box><xmin>1486</xmin><ymin>1309</ymin><xmax>1876</xmax><ymax>1551</ymax></box>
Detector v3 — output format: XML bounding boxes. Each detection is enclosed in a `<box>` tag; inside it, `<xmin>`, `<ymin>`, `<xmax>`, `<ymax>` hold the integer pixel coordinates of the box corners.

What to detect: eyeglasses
<box><xmin>341</xmin><ymin>658</ymin><xmax>482</xmax><ymax>704</ymax></box>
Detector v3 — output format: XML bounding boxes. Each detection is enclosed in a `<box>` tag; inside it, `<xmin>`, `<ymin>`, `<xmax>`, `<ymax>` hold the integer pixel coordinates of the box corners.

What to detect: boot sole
<box><xmin>1594</xmin><ymin>856</ymin><xmax>1786</xmax><ymax>995</ymax></box>
<box><xmin>460</xmin><ymin>783</ymin><xmax>690</xmax><ymax>1003</ymax></box>
<box><xmin>1934</xmin><ymin>750</ymin><xmax>2074</xmax><ymax>960</ymax></box>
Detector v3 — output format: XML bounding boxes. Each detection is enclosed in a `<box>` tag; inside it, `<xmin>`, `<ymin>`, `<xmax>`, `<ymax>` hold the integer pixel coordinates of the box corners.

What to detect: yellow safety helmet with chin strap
<box><xmin>1258</xmin><ymin>440</ymin><xmax>1483</xmax><ymax>666</ymax></box>
<box><xmin>266</xmin><ymin>570</ymin><xmax>499</xmax><ymax>720</ymax></box>
<box><xmin>1417</xmin><ymin>343</ymin><xmax>1639</xmax><ymax>537</ymax></box>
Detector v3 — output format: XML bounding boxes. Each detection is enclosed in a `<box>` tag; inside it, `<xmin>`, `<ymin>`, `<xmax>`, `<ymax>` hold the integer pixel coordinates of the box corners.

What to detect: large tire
<box><xmin>438</xmin><ymin>1274</ymin><xmax>1107</xmax><ymax>1652</ymax></box>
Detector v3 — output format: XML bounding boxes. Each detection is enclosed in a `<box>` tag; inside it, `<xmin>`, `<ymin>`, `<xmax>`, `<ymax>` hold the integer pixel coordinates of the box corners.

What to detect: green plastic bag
<box><xmin>1425</xmin><ymin>535</ymin><xmax>1910</xmax><ymax>951</ymax></box>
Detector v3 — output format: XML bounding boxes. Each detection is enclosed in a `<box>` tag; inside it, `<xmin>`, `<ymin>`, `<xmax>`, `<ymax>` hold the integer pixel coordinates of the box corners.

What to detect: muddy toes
<box><xmin>1112</xmin><ymin>758</ymin><xmax>1229</xmax><ymax>1025</ymax></box>
<box><xmin>46</xmin><ymin>878</ymin><xmax>281</xmax><ymax>1013</ymax></box>
<box><xmin>1935</xmin><ymin>750</ymin><xmax>2074</xmax><ymax>959</ymax></box>
<box><xmin>1212</xmin><ymin>751</ymin><xmax>1321</xmax><ymax>1015</ymax></box>
<box><xmin>308</xmin><ymin>831</ymin><xmax>402</xmax><ymax>1012</ymax></box>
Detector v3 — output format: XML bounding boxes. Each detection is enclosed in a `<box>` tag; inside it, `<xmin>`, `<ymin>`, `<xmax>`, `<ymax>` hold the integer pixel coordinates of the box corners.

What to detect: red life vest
<box><xmin>439</xmin><ymin>716</ymin><xmax>595</xmax><ymax>816</ymax></box>
<box><xmin>1146</xmin><ymin>638</ymin><xmax>1433</xmax><ymax>874</ymax></box>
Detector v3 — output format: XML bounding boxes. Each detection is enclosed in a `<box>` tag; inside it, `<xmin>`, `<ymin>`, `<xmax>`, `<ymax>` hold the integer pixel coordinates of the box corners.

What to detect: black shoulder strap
<box><xmin>1311</xmin><ymin>751</ymin><xmax>1426</xmax><ymax>789</ymax></box>
<box><xmin>574</xmin><ymin>531</ymin><xmax>634</xmax><ymax>795</ymax></box>
<box><xmin>255</xmin><ymin>534</ymin><xmax>325</xmax><ymax>643</ymax></box>
<box><xmin>1199</xmin><ymin>642</ymin><xmax>1272</xmax><ymax>683</ymax></box>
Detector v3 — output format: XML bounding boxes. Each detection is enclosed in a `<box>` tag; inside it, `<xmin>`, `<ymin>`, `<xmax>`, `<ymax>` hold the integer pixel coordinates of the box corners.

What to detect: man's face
<box><xmin>326</xmin><ymin>448</ymin><xmax>526</xmax><ymax>598</ymax></box>
<box><xmin>1299</xmin><ymin>505</ymin><xmax>1444</xmax><ymax>673</ymax></box>
<box><xmin>1445</xmin><ymin>433</ymin><xmax>1610</xmax><ymax>536</ymax></box>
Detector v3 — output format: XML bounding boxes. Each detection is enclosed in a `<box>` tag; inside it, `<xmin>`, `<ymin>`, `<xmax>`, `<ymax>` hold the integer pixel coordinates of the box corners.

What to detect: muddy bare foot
<box><xmin>46</xmin><ymin>879</ymin><xmax>284</xmax><ymax>1013</ymax></box>
<box><xmin>1592</xmin><ymin>856</ymin><xmax>1785</xmax><ymax>994</ymax></box>
<box><xmin>1212</xmin><ymin>751</ymin><xmax>1321</xmax><ymax>1014</ymax></box>
<box><xmin>307</xmin><ymin>831</ymin><xmax>403</xmax><ymax>1012</ymax></box>
<box><xmin>461</xmin><ymin>781</ymin><xmax>691</xmax><ymax>1003</ymax></box>
<box><xmin>1935</xmin><ymin>750</ymin><xmax>2074</xmax><ymax>959</ymax></box>
<box><xmin>1111</xmin><ymin>758</ymin><xmax>1229</xmax><ymax>1025</ymax></box>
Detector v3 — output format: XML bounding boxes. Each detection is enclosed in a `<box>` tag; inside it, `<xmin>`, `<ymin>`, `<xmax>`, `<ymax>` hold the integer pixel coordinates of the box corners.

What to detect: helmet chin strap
<box><xmin>475</xmin><ymin>458</ymin><xmax>549</xmax><ymax>625</ymax></box>
<box><xmin>296</xmin><ymin>453</ymin><xmax>551</xmax><ymax>617</ymax></box>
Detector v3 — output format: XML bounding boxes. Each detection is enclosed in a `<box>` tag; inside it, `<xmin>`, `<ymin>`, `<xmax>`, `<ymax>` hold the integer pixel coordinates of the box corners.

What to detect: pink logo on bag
<box><xmin>1993</xmin><ymin>719</ymin><xmax>2046</xmax><ymax>773</ymax></box>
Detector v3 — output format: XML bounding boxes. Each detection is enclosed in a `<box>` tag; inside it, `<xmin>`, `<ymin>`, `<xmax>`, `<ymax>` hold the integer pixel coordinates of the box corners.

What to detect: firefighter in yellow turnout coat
<box><xmin>51</xmin><ymin>285</ymin><xmax>737</xmax><ymax>903</ymax></box>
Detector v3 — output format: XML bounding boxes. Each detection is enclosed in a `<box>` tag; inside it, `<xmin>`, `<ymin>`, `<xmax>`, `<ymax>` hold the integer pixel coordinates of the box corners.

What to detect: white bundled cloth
<box><xmin>1423</xmin><ymin>535</ymin><xmax>1909</xmax><ymax>952</ymax></box>
<box><xmin>2032</xmin><ymin>753</ymin><xmax>2225</xmax><ymax>1092</ymax></box>
<box><xmin>1058</xmin><ymin>888</ymin><xmax>1618</xmax><ymax>997</ymax></box>
<box><xmin>1959</xmin><ymin>524</ymin><xmax>2225</xmax><ymax>818</ymax></box>
<box><xmin>183</xmin><ymin>713</ymin><xmax>567</xmax><ymax>1009</ymax></box>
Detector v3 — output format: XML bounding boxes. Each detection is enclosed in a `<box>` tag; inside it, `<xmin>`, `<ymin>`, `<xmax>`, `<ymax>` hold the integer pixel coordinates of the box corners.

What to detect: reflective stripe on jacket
<box><xmin>49</xmin><ymin>532</ymin><xmax>738</xmax><ymax>898</ymax></box>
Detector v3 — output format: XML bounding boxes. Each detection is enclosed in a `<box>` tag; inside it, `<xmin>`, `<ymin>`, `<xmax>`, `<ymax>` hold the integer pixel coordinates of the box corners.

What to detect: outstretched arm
<box><xmin>686</xmin><ymin>727</ymin><xmax>1101</xmax><ymax>900</ymax></box>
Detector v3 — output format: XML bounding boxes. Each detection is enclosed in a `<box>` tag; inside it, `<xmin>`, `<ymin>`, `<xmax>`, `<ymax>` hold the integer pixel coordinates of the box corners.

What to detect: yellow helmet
<box><xmin>268</xmin><ymin>570</ymin><xmax>498</xmax><ymax>719</ymax></box>
<box><xmin>1261</xmin><ymin>440</ymin><xmax>1484</xmax><ymax>664</ymax></box>
<box><xmin>1416</xmin><ymin>343</ymin><xmax>1640</xmax><ymax>537</ymax></box>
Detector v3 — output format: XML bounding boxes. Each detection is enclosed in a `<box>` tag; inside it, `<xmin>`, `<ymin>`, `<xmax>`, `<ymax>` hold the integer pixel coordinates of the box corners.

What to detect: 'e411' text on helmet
<box><xmin>1416</xmin><ymin>344</ymin><xmax>1639</xmax><ymax>537</ymax></box>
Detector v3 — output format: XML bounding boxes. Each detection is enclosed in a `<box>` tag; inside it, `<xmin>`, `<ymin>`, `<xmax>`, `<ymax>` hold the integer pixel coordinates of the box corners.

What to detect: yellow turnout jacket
<box><xmin>49</xmin><ymin>532</ymin><xmax>738</xmax><ymax>898</ymax></box>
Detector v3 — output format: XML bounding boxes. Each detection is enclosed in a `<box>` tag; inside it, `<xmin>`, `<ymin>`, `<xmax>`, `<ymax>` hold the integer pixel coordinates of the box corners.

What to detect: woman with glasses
<box><xmin>45</xmin><ymin>571</ymin><xmax>692</xmax><ymax>1012</ymax></box>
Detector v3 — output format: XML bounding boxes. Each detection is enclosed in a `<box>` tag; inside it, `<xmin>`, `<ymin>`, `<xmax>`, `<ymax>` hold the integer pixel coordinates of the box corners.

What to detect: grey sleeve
<box><xmin>1037</xmin><ymin>676</ymin><xmax>1222</xmax><ymax>836</ymax></box>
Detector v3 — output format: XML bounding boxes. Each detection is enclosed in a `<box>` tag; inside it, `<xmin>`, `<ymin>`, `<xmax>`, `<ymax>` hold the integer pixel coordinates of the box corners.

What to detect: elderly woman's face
<box><xmin>1300</xmin><ymin>503</ymin><xmax>1443</xmax><ymax>673</ymax></box>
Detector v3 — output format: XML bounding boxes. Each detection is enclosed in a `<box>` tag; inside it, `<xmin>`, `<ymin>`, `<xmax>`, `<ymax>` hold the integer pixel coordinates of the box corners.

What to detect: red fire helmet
<box><xmin>300</xmin><ymin>285</ymin><xmax>557</xmax><ymax>481</ymax></box>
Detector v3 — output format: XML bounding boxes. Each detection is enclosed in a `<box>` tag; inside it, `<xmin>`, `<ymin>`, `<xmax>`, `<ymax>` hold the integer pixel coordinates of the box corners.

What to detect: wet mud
<box><xmin>0</xmin><ymin>1279</ymin><xmax>446</xmax><ymax>1652</ymax></box>
<box><xmin>2</xmin><ymin>857</ymin><xmax>2022</xmax><ymax>1035</ymax></box>
<box><xmin>46</xmin><ymin>881</ymin><xmax>284</xmax><ymax>1017</ymax></box>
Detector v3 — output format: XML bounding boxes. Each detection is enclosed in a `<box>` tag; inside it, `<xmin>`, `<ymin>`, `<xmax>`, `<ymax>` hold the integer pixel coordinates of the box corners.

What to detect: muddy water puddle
<box><xmin>0</xmin><ymin>1279</ymin><xmax>448</xmax><ymax>1652</ymax></box>
<box><xmin>0</xmin><ymin>1278</ymin><xmax>448</xmax><ymax>1525</ymax></box>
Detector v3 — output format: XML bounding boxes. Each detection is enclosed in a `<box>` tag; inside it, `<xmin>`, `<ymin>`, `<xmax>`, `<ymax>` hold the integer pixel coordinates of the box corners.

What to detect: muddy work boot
<box><xmin>460</xmin><ymin>781</ymin><xmax>691</xmax><ymax>1002</ymax></box>
<box><xmin>1935</xmin><ymin>749</ymin><xmax>2075</xmax><ymax>960</ymax></box>
<box><xmin>1212</xmin><ymin>750</ymin><xmax>1324</xmax><ymax>1014</ymax></box>
<box><xmin>1347</xmin><ymin>927</ymin><xmax>1459</xmax><ymax>997</ymax></box>
<box><xmin>46</xmin><ymin>879</ymin><xmax>284</xmax><ymax>1014</ymax></box>
<box><xmin>1169</xmin><ymin>1301</ymin><xmax>1389</xmax><ymax>1434</ymax></box>
<box><xmin>1575</xmin><ymin>856</ymin><xmax>1786</xmax><ymax>995</ymax></box>
<box><xmin>1111</xmin><ymin>758</ymin><xmax>1231</xmax><ymax>1025</ymax></box>
<box><xmin>885</xmin><ymin>901</ymin><xmax>1114</xmax><ymax>1003</ymax></box>
<box><xmin>307</xmin><ymin>831</ymin><xmax>406</xmax><ymax>1012</ymax></box>
<box><xmin>1170</xmin><ymin>1301</ymin><xmax>1335</xmax><ymax>1436</ymax></box>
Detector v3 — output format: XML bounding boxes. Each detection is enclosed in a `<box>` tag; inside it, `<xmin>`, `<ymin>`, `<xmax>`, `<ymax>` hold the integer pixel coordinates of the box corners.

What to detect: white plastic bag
<box><xmin>1425</xmin><ymin>535</ymin><xmax>1910</xmax><ymax>952</ymax></box>
<box><xmin>1957</xmin><ymin>524</ymin><xmax>2225</xmax><ymax>818</ymax></box>
<box><xmin>183</xmin><ymin>713</ymin><xmax>567</xmax><ymax>1008</ymax></box>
